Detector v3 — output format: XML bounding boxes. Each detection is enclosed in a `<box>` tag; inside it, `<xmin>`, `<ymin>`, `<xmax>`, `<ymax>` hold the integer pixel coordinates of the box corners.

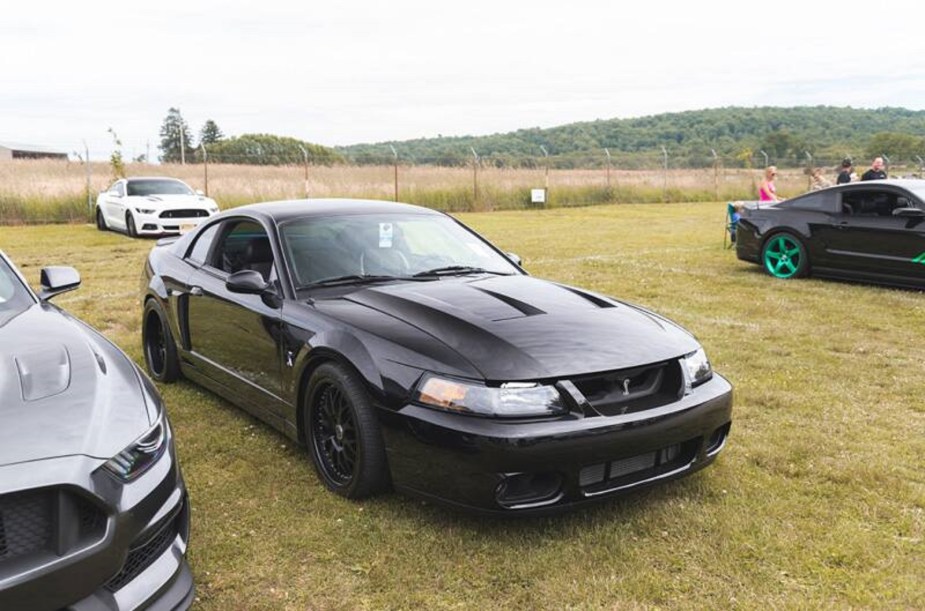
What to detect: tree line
<box><xmin>156</xmin><ymin>106</ymin><xmax>925</xmax><ymax>169</ymax></box>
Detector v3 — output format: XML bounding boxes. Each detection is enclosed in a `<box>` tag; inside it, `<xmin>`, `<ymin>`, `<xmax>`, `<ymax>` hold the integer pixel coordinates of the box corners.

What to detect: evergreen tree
<box><xmin>200</xmin><ymin>120</ymin><xmax>225</xmax><ymax>146</ymax></box>
<box><xmin>158</xmin><ymin>107</ymin><xmax>194</xmax><ymax>163</ymax></box>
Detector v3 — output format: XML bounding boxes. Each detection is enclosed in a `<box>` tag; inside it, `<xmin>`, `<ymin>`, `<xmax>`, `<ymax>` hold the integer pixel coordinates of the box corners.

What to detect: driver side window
<box><xmin>210</xmin><ymin>221</ymin><xmax>277</xmax><ymax>283</ymax></box>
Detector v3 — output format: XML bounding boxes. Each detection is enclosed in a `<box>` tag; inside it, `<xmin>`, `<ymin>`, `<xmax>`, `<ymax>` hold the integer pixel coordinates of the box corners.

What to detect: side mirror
<box><xmin>505</xmin><ymin>252</ymin><xmax>523</xmax><ymax>266</ymax></box>
<box><xmin>39</xmin><ymin>266</ymin><xmax>80</xmax><ymax>301</ymax></box>
<box><xmin>226</xmin><ymin>269</ymin><xmax>271</xmax><ymax>294</ymax></box>
<box><xmin>196</xmin><ymin>190</ymin><xmax>205</xmax><ymax>196</ymax></box>
<box><xmin>892</xmin><ymin>207</ymin><xmax>925</xmax><ymax>218</ymax></box>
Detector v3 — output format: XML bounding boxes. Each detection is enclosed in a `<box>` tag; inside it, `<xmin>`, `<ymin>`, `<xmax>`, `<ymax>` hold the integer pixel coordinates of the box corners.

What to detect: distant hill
<box><xmin>336</xmin><ymin>106</ymin><xmax>925</xmax><ymax>169</ymax></box>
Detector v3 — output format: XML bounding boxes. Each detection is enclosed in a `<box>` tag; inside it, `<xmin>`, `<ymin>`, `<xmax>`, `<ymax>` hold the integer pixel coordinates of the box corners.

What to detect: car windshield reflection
<box><xmin>280</xmin><ymin>213</ymin><xmax>521</xmax><ymax>289</ymax></box>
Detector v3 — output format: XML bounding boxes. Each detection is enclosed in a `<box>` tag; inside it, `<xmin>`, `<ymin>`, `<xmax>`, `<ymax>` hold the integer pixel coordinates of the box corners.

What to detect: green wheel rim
<box><xmin>763</xmin><ymin>235</ymin><xmax>803</xmax><ymax>278</ymax></box>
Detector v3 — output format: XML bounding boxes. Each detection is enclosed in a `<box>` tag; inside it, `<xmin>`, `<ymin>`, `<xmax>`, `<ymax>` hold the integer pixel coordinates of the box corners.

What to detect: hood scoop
<box><xmin>15</xmin><ymin>344</ymin><xmax>72</xmax><ymax>401</ymax></box>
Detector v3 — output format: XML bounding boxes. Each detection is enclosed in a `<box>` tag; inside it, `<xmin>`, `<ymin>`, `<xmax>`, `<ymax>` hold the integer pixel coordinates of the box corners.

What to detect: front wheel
<box><xmin>762</xmin><ymin>232</ymin><xmax>808</xmax><ymax>279</ymax></box>
<box><xmin>96</xmin><ymin>207</ymin><xmax>107</xmax><ymax>231</ymax></box>
<box><xmin>126</xmin><ymin>212</ymin><xmax>138</xmax><ymax>238</ymax></box>
<box><xmin>304</xmin><ymin>363</ymin><xmax>389</xmax><ymax>499</ymax></box>
<box><xmin>143</xmin><ymin>300</ymin><xmax>180</xmax><ymax>382</ymax></box>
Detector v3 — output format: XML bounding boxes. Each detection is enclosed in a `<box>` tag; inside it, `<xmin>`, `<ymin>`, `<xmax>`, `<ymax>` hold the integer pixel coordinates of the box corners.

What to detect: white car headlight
<box><xmin>414</xmin><ymin>374</ymin><xmax>566</xmax><ymax>417</ymax></box>
<box><xmin>100</xmin><ymin>415</ymin><xmax>168</xmax><ymax>481</ymax></box>
<box><xmin>682</xmin><ymin>347</ymin><xmax>713</xmax><ymax>390</ymax></box>
<box><xmin>134</xmin><ymin>207</ymin><xmax>156</xmax><ymax>215</ymax></box>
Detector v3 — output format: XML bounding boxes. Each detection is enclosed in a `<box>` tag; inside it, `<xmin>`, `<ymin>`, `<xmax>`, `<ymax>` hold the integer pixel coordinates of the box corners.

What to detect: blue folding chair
<box><xmin>724</xmin><ymin>202</ymin><xmax>740</xmax><ymax>249</ymax></box>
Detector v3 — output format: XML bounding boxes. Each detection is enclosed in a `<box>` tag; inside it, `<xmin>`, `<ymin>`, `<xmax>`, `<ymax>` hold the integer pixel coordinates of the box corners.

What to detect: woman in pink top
<box><xmin>758</xmin><ymin>166</ymin><xmax>782</xmax><ymax>202</ymax></box>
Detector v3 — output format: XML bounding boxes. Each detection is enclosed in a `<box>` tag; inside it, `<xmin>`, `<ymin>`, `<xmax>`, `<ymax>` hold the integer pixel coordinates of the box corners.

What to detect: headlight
<box><xmin>134</xmin><ymin>207</ymin><xmax>156</xmax><ymax>215</ymax></box>
<box><xmin>208</xmin><ymin>206</ymin><xmax>219</xmax><ymax>214</ymax></box>
<box><xmin>682</xmin><ymin>347</ymin><xmax>713</xmax><ymax>390</ymax></box>
<box><xmin>414</xmin><ymin>374</ymin><xmax>566</xmax><ymax>417</ymax></box>
<box><xmin>100</xmin><ymin>415</ymin><xmax>169</xmax><ymax>481</ymax></box>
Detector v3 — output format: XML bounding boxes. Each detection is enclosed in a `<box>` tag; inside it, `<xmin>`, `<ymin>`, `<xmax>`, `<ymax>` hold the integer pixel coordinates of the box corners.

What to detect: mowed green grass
<box><xmin>1</xmin><ymin>202</ymin><xmax>923</xmax><ymax>610</ymax></box>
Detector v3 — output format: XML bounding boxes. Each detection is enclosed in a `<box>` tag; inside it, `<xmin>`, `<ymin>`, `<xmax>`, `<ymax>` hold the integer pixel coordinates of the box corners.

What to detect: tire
<box><xmin>304</xmin><ymin>362</ymin><xmax>389</xmax><ymax>499</ymax></box>
<box><xmin>762</xmin><ymin>232</ymin><xmax>809</xmax><ymax>279</ymax></box>
<box><xmin>143</xmin><ymin>299</ymin><xmax>181</xmax><ymax>382</ymax></box>
<box><xmin>96</xmin><ymin>207</ymin><xmax>107</xmax><ymax>231</ymax></box>
<box><xmin>126</xmin><ymin>212</ymin><xmax>138</xmax><ymax>238</ymax></box>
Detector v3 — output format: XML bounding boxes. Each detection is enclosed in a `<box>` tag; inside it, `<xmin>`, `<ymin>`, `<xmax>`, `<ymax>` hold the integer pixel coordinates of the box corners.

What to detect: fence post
<box><xmin>298</xmin><ymin>145</ymin><xmax>309</xmax><ymax>198</ymax></box>
<box><xmin>540</xmin><ymin>145</ymin><xmax>549</xmax><ymax>204</ymax></box>
<box><xmin>711</xmin><ymin>149</ymin><xmax>719</xmax><ymax>201</ymax></box>
<box><xmin>201</xmin><ymin>143</ymin><xmax>209</xmax><ymax>196</ymax></box>
<box><xmin>661</xmin><ymin>146</ymin><xmax>668</xmax><ymax>202</ymax></box>
<box><xmin>470</xmin><ymin>147</ymin><xmax>479</xmax><ymax>208</ymax></box>
<box><xmin>83</xmin><ymin>140</ymin><xmax>92</xmax><ymax>218</ymax></box>
<box><xmin>390</xmin><ymin>145</ymin><xmax>399</xmax><ymax>202</ymax></box>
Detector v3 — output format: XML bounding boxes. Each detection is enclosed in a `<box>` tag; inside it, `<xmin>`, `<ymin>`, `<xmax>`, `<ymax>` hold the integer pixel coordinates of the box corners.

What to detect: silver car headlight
<box><xmin>682</xmin><ymin>347</ymin><xmax>713</xmax><ymax>390</ymax></box>
<box><xmin>414</xmin><ymin>374</ymin><xmax>566</xmax><ymax>417</ymax></box>
<box><xmin>100</xmin><ymin>415</ymin><xmax>169</xmax><ymax>481</ymax></box>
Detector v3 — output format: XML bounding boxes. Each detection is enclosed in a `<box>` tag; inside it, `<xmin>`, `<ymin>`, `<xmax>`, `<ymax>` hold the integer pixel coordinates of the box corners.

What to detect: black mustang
<box><xmin>736</xmin><ymin>179</ymin><xmax>925</xmax><ymax>288</ymax></box>
<box><xmin>141</xmin><ymin>199</ymin><xmax>732</xmax><ymax>514</ymax></box>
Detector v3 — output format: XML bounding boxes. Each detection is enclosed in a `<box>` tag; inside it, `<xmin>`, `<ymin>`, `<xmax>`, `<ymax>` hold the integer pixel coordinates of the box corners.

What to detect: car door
<box><xmin>184</xmin><ymin>218</ymin><xmax>288</xmax><ymax>419</ymax></box>
<box><xmin>827</xmin><ymin>188</ymin><xmax>925</xmax><ymax>278</ymax></box>
<box><xmin>102</xmin><ymin>181</ymin><xmax>127</xmax><ymax>229</ymax></box>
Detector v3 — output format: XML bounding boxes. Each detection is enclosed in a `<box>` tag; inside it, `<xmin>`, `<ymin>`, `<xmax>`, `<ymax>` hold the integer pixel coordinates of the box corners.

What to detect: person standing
<box><xmin>861</xmin><ymin>157</ymin><xmax>887</xmax><ymax>181</ymax></box>
<box><xmin>836</xmin><ymin>158</ymin><xmax>853</xmax><ymax>184</ymax></box>
<box><xmin>810</xmin><ymin>168</ymin><xmax>832</xmax><ymax>190</ymax></box>
<box><xmin>758</xmin><ymin>166</ymin><xmax>783</xmax><ymax>202</ymax></box>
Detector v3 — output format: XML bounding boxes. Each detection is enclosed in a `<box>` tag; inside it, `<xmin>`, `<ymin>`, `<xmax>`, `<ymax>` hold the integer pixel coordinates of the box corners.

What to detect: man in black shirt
<box><xmin>861</xmin><ymin>157</ymin><xmax>887</xmax><ymax>181</ymax></box>
<box><xmin>836</xmin><ymin>158</ymin><xmax>853</xmax><ymax>184</ymax></box>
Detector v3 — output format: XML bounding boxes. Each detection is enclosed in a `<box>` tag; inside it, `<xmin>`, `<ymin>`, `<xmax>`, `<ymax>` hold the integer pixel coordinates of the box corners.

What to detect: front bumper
<box><xmin>383</xmin><ymin>374</ymin><xmax>733</xmax><ymax>515</ymax></box>
<box><xmin>133</xmin><ymin>211</ymin><xmax>211</xmax><ymax>236</ymax></box>
<box><xmin>0</xmin><ymin>435</ymin><xmax>193</xmax><ymax>610</ymax></box>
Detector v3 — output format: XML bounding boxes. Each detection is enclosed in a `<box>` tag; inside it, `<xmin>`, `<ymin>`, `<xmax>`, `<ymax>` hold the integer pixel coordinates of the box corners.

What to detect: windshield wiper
<box><xmin>412</xmin><ymin>265</ymin><xmax>511</xmax><ymax>278</ymax></box>
<box><xmin>304</xmin><ymin>274</ymin><xmax>400</xmax><ymax>288</ymax></box>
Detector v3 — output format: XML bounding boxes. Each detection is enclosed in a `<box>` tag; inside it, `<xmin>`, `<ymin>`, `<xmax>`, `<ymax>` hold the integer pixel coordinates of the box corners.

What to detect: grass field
<box><xmin>1</xmin><ymin>202</ymin><xmax>923</xmax><ymax>609</ymax></box>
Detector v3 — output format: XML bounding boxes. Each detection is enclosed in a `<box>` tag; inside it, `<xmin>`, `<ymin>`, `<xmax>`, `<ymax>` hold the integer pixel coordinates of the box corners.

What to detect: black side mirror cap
<box><xmin>226</xmin><ymin>269</ymin><xmax>271</xmax><ymax>294</ymax></box>
<box><xmin>892</xmin><ymin>207</ymin><xmax>925</xmax><ymax>218</ymax></box>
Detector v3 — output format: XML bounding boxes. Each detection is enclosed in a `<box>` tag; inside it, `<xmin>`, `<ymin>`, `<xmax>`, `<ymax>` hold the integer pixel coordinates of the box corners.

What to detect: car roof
<box><xmin>228</xmin><ymin>198</ymin><xmax>446</xmax><ymax>222</ymax></box>
<box><xmin>124</xmin><ymin>176</ymin><xmax>188</xmax><ymax>183</ymax></box>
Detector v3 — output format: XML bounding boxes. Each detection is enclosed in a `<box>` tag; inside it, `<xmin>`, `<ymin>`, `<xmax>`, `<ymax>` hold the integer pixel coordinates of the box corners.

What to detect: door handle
<box><xmin>189</xmin><ymin>286</ymin><xmax>203</xmax><ymax>296</ymax></box>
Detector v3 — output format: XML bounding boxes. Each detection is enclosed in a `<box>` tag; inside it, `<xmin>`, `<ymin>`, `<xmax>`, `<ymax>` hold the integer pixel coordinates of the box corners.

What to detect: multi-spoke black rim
<box><xmin>145</xmin><ymin>315</ymin><xmax>166</xmax><ymax>376</ymax></box>
<box><xmin>312</xmin><ymin>383</ymin><xmax>358</xmax><ymax>486</ymax></box>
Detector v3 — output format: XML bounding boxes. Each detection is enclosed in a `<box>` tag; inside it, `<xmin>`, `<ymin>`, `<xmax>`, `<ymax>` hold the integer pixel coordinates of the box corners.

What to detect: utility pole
<box><xmin>298</xmin><ymin>145</ymin><xmax>309</xmax><ymax>198</ymax></box>
<box><xmin>661</xmin><ymin>145</ymin><xmax>668</xmax><ymax>202</ymax></box>
<box><xmin>470</xmin><ymin>147</ymin><xmax>479</xmax><ymax>206</ymax></box>
<box><xmin>540</xmin><ymin>145</ymin><xmax>549</xmax><ymax>204</ymax></box>
<box><xmin>201</xmin><ymin>143</ymin><xmax>209</xmax><ymax>196</ymax></box>
<box><xmin>146</xmin><ymin>140</ymin><xmax>151</xmax><ymax>164</ymax></box>
<box><xmin>711</xmin><ymin>149</ymin><xmax>719</xmax><ymax>201</ymax></box>
<box><xmin>83</xmin><ymin>140</ymin><xmax>91</xmax><ymax>217</ymax></box>
<box><xmin>178</xmin><ymin>124</ymin><xmax>185</xmax><ymax>165</ymax></box>
<box><xmin>390</xmin><ymin>145</ymin><xmax>399</xmax><ymax>202</ymax></box>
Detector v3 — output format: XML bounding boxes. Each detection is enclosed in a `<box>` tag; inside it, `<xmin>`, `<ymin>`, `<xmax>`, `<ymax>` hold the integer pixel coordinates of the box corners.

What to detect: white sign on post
<box><xmin>530</xmin><ymin>188</ymin><xmax>546</xmax><ymax>204</ymax></box>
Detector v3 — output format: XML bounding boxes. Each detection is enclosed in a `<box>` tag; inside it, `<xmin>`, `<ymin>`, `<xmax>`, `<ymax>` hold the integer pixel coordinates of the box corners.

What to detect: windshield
<box><xmin>127</xmin><ymin>179</ymin><xmax>194</xmax><ymax>196</ymax></box>
<box><xmin>0</xmin><ymin>255</ymin><xmax>35</xmax><ymax>327</ymax></box>
<box><xmin>280</xmin><ymin>213</ymin><xmax>522</xmax><ymax>288</ymax></box>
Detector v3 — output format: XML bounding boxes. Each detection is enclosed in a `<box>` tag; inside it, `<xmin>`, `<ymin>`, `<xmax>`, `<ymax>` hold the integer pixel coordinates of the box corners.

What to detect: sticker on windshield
<box><xmin>379</xmin><ymin>223</ymin><xmax>393</xmax><ymax>248</ymax></box>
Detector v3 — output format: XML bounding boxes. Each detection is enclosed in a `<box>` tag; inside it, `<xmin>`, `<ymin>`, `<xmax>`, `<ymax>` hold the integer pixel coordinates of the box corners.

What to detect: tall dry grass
<box><xmin>0</xmin><ymin>158</ymin><xmax>805</xmax><ymax>224</ymax></box>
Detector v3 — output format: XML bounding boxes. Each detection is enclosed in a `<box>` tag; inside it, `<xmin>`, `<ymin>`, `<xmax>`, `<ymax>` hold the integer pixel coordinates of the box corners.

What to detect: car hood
<box><xmin>329</xmin><ymin>275</ymin><xmax>700</xmax><ymax>380</ymax></box>
<box><xmin>126</xmin><ymin>194</ymin><xmax>214</xmax><ymax>209</ymax></box>
<box><xmin>0</xmin><ymin>303</ymin><xmax>152</xmax><ymax>467</ymax></box>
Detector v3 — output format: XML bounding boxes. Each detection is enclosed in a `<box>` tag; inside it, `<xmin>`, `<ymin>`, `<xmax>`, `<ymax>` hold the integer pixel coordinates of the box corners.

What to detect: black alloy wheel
<box><xmin>126</xmin><ymin>213</ymin><xmax>138</xmax><ymax>238</ymax></box>
<box><xmin>143</xmin><ymin>300</ymin><xmax>180</xmax><ymax>382</ymax></box>
<box><xmin>96</xmin><ymin>208</ymin><xmax>107</xmax><ymax>231</ymax></box>
<box><xmin>305</xmin><ymin>363</ymin><xmax>388</xmax><ymax>499</ymax></box>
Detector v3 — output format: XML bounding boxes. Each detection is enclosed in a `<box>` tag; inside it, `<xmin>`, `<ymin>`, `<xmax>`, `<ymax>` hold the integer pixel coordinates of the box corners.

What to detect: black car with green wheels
<box><xmin>736</xmin><ymin>179</ymin><xmax>925</xmax><ymax>288</ymax></box>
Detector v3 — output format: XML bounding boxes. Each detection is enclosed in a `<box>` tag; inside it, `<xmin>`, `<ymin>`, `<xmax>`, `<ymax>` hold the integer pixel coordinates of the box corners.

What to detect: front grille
<box><xmin>570</xmin><ymin>360</ymin><xmax>683</xmax><ymax>416</ymax></box>
<box><xmin>579</xmin><ymin>439</ymin><xmax>698</xmax><ymax>495</ymax></box>
<box><xmin>159</xmin><ymin>209</ymin><xmax>208</xmax><ymax>219</ymax></box>
<box><xmin>105</xmin><ymin>512</ymin><xmax>178</xmax><ymax>592</ymax></box>
<box><xmin>0</xmin><ymin>488</ymin><xmax>107</xmax><ymax>565</ymax></box>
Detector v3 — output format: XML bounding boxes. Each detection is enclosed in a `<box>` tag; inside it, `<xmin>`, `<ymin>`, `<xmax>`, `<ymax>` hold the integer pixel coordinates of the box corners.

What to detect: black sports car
<box><xmin>141</xmin><ymin>199</ymin><xmax>732</xmax><ymax>514</ymax></box>
<box><xmin>0</xmin><ymin>252</ymin><xmax>192</xmax><ymax>609</ymax></box>
<box><xmin>736</xmin><ymin>179</ymin><xmax>925</xmax><ymax>288</ymax></box>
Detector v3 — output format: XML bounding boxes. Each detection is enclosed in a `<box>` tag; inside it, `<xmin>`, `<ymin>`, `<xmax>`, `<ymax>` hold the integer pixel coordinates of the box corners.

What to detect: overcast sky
<box><xmin>3</xmin><ymin>0</ymin><xmax>925</xmax><ymax>160</ymax></box>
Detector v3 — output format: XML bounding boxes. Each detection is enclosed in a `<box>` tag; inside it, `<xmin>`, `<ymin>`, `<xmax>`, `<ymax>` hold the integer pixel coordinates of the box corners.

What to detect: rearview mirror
<box><xmin>39</xmin><ymin>266</ymin><xmax>80</xmax><ymax>301</ymax></box>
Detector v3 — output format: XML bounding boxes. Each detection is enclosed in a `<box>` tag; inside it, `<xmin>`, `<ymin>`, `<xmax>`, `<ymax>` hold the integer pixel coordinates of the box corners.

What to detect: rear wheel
<box><xmin>762</xmin><ymin>232</ymin><xmax>808</xmax><ymax>279</ymax></box>
<box><xmin>304</xmin><ymin>363</ymin><xmax>389</xmax><ymax>499</ymax></box>
<box><xmin>126</xmin><ymin>213</ymin><xmax>138</xmax><ymax>238</ymax></box>
<box><xmin>143</xmin><ymin>300</ymin><xmax>180</xmax><ymax>382</ymax></box>
<box><xmin>96</xmin><ymin>207</ymin><xmax>107</xmax><ymax>231</ymax></box>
